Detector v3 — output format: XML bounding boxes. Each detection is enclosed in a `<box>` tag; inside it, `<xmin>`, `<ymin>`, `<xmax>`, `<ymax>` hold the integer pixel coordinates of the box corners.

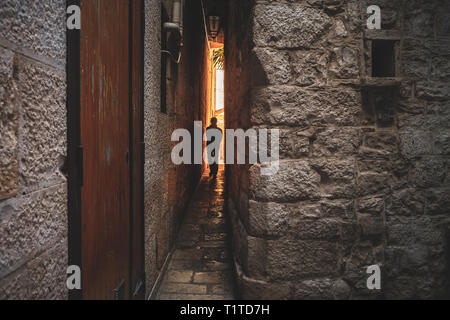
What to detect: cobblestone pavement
<box><xmin>157</xmin><ymin>167</ymin><xmax>235</xmax><ymax>300</ymax></box>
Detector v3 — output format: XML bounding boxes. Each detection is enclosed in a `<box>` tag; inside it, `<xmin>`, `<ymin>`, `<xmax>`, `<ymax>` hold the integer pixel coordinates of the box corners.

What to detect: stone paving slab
<box><xmin>157</xmin><ymin>167</ymin><xmax>235</xmax><ymax>300</ymax></box>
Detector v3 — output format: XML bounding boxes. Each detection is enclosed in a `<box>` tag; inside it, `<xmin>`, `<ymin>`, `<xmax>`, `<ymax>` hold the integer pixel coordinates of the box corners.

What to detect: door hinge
<box><xmin>133</xmin><ymin>279</ymin><xmax>144</xmax><ymax>297</ymax></box>
<box><xmin>114</xmin><ymin>280</ymin><xmax>126</xmax><ymax>300</ymax></box>
<box><xmin>133</xmin><ymin>273</ymin><xmax>145</xmax><ymax>298</ymax></box>
<box><xmin>125</xmin><ymin>149</ymin><xmax>131</xmax><ymax>169</ymax></box>
<box><xmin>77</xmin><ymin>145</ymin><xmax>83</xmax><ymax>187</ymax></box>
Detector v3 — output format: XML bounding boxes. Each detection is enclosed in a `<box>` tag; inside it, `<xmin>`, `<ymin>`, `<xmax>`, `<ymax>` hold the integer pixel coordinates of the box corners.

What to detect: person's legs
<box><xmin>210</xmin><ymin>163</ymin><xmax>218</xmax><ymax>177</ymax></box>
<box><xmin>208</xmin><ymin>149</ymin><xmax>219</xmax><ymax>177</ymax></box>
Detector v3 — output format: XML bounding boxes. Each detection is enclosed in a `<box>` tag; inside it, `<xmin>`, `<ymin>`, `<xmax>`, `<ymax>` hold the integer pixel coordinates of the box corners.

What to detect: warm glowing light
<box><xmin>216</xmin><ymin>69</ymin><xmax>224</xmax><ymax>111</ymax></box>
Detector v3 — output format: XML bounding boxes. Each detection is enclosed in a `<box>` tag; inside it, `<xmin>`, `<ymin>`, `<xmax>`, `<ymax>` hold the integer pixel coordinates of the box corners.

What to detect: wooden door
<box><xmin>78</xmin><ymin>0</ymin><xmax>144</xmax><ymax>300</ymax></box>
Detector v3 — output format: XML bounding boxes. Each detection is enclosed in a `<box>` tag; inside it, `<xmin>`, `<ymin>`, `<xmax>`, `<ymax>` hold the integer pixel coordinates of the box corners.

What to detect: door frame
<box><xmin>66</xmin><ymin>0</ymin><xmax>145</xmax><ymax>300</ymax></box>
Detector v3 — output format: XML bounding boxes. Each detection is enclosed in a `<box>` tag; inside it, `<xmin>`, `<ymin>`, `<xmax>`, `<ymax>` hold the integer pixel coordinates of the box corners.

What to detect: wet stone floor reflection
<box><xmin>157</xmin><ymin>167</ymin><xmax>235</xmax><ymax>300</ymax></box>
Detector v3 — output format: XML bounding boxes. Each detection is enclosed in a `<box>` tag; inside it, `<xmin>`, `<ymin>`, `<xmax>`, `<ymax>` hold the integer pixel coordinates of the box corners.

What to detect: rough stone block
<box><xmin>253</xmin><ymin>4</ymin><xmax>331</xmax><ymax>49</ymax></box>
<box><xmin>249</xmin><ymin>160</ymin><xmax>321</xmax><ymax>202</ymax></box>
<box><xmin>248</xmin><ymin>200</ymin><xmax>285</xmax><ymax>237</ymax></box>
<box><xmin>0</xmin><ymin>47</ymin><xmax>18</xmax><ymax>200</ymax></box>
<box><xmin>293</xmin><ymin>278</ymin><xmax>351</xmax><ymax>300</ymax></box>
<box><xmin>0</xmin><ymin>183</ymin><xmax>67</xmax><ymax>274</ymax></box>
<box><xmin>247</xmin><ymin>236</ymin><xmax>266</xmax><ymax>279</ymax></box>
<box><xmin>364</xmin><ymin>131</ymin><xmax>398</xmax><ymax>153</ymax></box>
<box><xmin>333</xmin><ymin>19</ymin><xmax>348</xmax><ymax>38</ymax></box>
<box><xmin>404</xmin><ymin>7</ymin><xmax>435</xmax><ymax>38</ymax></box>
<box><xmin>328</xmin><ymin>46</ymin><xmax>359</xmax><ymax>79</ymax></box>
<box><xmin>431</xmin><ymin>54</ymin><xmax>450</xmax><ymax>82</ymax></box>
<box><xmin>312</xmin><ymin>128</ymin><xmax>362</xmax><ymax>157</ymax></box>
<box><xmin>320</xmin><ymin>199</ymin><xmax>354</xmax><ymax>219</ymax></box>
<box><xmin>0</xmin><ymin>0</ymin><xmax>66</xmax><ymax>65</ymax></box>
<box><xmin>310</xmin><ymin>158</ymin><xmax>356</xmax><ymax>199</ymax></box>
<box><xmin>251</xmin><ymin>48</ymin><xmax>290</xmax><ymax>85</ymax></box>
<box><xmin>385</xmin><ymin>188</ymin><xmax>424</xmax><ymax>217</ymax></box>
<box><xmin>290</xmin><ymin>50</ymin><xmax>326</xmax><ymax>86</ymax></box>
<box><xmin>18</xmin><ymin>56</ymin><xmax>66</xmax><ymax>192</ymax></box>
<box><xmin>343</xmin><ymin>0</ymin><xmax>363</xmax><ymax>32</ymax></box>
<box><xmin>424</xmin><ymin>188</ymin><xmax>450</xmax><ymax>215</ymax></box>
<box><xmin>251</xmin><ymin>86</ymin><xmax>366</xmax><ymax>127</ymax></box>
<box><xmin>399</xmin><ymin>130</ymin><xmax>433</xmax><ymax>159</ymax></box>
<box><xmin>398</xmin><ymin>112</ymin><xmax>443</xmax><ymax>131</ymax></box>
<box><xmin>0</xmin><ymin>239</ymin><xmax>68</xmax><ymax>300</ymax></box>
<box><xmin>279</xmin><ymin>129</ymin><xmax>310</xmax><ymax>159</ymax></box>
<box><xmin>234</xmin><ymin>261</ymin><xmax>291</xmax><ymax>300</ymax></box>
<box><xmin>357</xmin><ymin>197</ymin><xmax>384</xmax><ymax>215</ymax></box>
<box><xmin>0</xmin><ymin>46</ymin><xmax>14</xmax><ymax>100</ymax></box>
<box><xmin>248</xmin><ymin>200</ymin><xmax>326</xmax><ymax>237</ymax></box>
<box><xmin>434</xmin><ymin>130</ymin><xmax>450</xmax><ymax>155</ymax></box>
<box><xmin>287</xmin><ymin>218</ymin><xmax>342</xmax><ymax>241</ymax></box>
<box><xmin>357</xmin><ymin>213</ymin><xmax>385</xmax><ymax>238</ymax></box>
<box><xmin>266</xmin><ymin>239</ymin><xmax>340</xmax><ymax>280</ymax></box>
<box><xmin>397</xmin><ymin>99</ymin><xmax>426</xmax><ymax>115</ymax></box>
<box><xmin>385</xmin><ymin>245</ymin><xmax>430</xmax><ymax>276</ymax></box>
<box><xmin>356</xmin><ymin>172</ymin><xmax>390</xmax><ymax>197</ymax></box>
<box><xmin>412</xmin><ymin>157</ymin><xmax>446</xmax><ymax>188</ymax></box>
<box><xmin>384</xmin><ymin>243</ymin><xmax>447</xmax><ymax>299</ymax></box>
<box><xmin>401</xmin><ymin>44</ymin><xmax>430</xmax><ymax>79</ymax></box>
<box><xmin>386</xmin><ymin>216</ymin><xmax>444</xmax><ymax>247</ymax></box>
<box><xmin>416</xmin><ymin>81</ymin><xmax>450</xmax><ymax>101</ymax></box>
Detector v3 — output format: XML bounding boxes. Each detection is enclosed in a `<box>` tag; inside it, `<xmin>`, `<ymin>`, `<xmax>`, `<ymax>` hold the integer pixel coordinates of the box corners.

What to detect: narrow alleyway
<box><xmin>156</xmin><ymin>166</ymin><xmax>235</xmax><ymax>300</ymax></box>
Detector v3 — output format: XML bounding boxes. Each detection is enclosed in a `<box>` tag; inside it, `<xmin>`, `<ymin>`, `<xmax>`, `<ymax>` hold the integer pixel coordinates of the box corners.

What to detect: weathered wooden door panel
<box><xmin>130</xmin><ymin>0</ymin><xmax>145</xmax><ymax>300</ymax></box>
<box><xmin>80</xmin><ymin>0</ymin><xmax>131</xmax><ymax>300</ymax></box>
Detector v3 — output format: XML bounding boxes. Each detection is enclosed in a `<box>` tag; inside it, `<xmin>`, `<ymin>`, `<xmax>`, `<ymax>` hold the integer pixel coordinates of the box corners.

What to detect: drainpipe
<box><xmin>162</xmin><ymin>0</ymin><xmax>184</xmax><ymax>63</ymax></box>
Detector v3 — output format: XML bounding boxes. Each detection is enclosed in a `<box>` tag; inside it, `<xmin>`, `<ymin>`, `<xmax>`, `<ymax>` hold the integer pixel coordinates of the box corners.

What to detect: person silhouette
<box><xmin>206</xmin><ymin>117</ymin><xmax>223</xmax><ymax>178</ymax></box>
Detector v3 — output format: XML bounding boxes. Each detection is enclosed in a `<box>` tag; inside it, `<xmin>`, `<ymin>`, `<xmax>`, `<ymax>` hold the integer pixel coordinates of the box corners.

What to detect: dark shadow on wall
<box><xmin>250</xmin><ymin>51</ymin><xmax>269</xmax><ymax>87</ymax></box>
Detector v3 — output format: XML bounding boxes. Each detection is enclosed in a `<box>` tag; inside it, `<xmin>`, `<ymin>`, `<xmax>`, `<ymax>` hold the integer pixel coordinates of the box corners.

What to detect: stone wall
<box><xmin>144</xmin><ymin>0</ymin><xmax>210</xmax><ymax>297</ymax></box>
<box><xmin>226</xmin><ymin>0</ymin><xmax>450</xmax><ymax>299</ymax></box>
<box><xmin>0</xmin><ymin>0</ymin><xmax>68</xmax><ymax>299</ymax></box>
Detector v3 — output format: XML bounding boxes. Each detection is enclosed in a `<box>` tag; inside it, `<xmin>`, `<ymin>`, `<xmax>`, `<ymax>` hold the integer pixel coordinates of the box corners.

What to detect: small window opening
<box><xmin>372</xmin><ymin>40</ymin><xmax>396</xmax><ymax>77</ymax></box>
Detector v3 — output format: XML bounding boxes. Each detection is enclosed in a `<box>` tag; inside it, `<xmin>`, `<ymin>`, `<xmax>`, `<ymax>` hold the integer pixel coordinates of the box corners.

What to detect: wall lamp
<box><xmin>208</xmin><ymin>15</ymin><xmax>221</xmax><ymax>40</ymax></box>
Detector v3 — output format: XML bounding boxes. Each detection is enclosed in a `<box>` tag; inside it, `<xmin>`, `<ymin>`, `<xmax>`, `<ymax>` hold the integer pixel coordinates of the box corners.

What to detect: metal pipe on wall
<box><xmin>162</xmin><ymin>0</ymin><xmax>184</xmax><ymax>63</ymax></box>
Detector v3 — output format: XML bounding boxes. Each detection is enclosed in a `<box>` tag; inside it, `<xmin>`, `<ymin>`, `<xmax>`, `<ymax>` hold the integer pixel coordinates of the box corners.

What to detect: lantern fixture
<box><xmin>208</xmin><ymin>15</ymin><xmax>220</xmax><ymax>40</ymax></box>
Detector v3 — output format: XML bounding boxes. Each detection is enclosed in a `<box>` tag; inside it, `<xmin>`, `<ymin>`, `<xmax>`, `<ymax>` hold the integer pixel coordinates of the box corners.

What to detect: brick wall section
<box><xmin>226</xmin><ymin>0</ymin><xmax>450</xmax><ymax>299</ymax></box>
<box><xmin>0</xmin><ymin>0</ymin><xmax>68</xmax><ymax>299</ymax></box>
